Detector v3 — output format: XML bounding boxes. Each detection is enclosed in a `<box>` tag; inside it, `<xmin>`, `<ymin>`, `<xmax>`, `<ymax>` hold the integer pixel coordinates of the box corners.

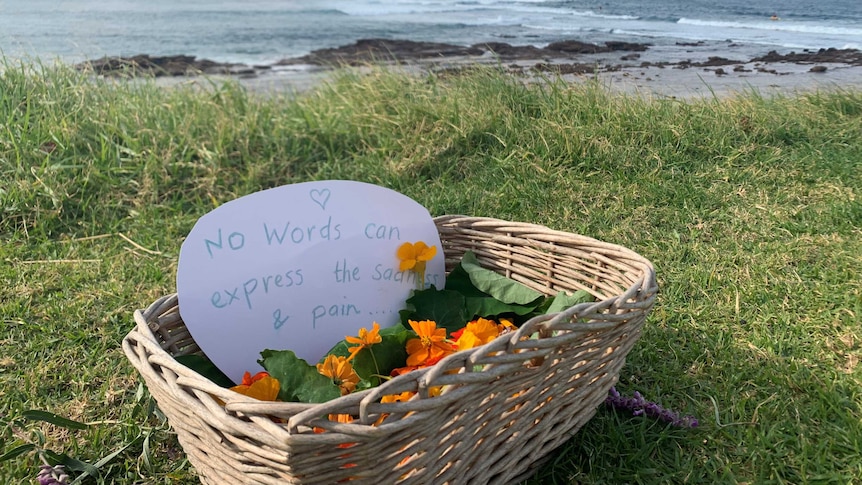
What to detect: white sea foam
<box><xmin>569</xmin><ymin>10</ymin><xmax>640</xmax><ymax>21</ymax></box>
<box><xmin>458</xmin><ymin>15</ymin><xmax>526</xmax><ymax>26</ymax></box>
<box><xmin>678</xmin><ymin>18</ymin><xmax>862</xmax><ymax>37</ymax></box>
<box><xmin>523</xmin><ymin>24</ymin><xmax>614</xmax><ymax>34</ymax></box>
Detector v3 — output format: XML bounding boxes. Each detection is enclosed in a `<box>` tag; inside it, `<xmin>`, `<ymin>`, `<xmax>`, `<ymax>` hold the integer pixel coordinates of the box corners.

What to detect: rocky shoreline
<box><xmin>76</xmin><ymin>38</ymin><xmax>862</xmax><ymax>99</ymax></box>
<box><xmin>78</xmin><ymin>38</ymin><xmax>862</xmax><ymax>79</ymax></box>
<box><xmin>77</xmin><ymin>39</ymin><xmax>653</xmax><ymax>77</ymax></box>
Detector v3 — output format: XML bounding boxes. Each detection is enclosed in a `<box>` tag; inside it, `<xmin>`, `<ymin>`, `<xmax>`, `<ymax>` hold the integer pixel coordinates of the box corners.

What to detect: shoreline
<box><xmin>78</xmin><ymin>38</ymin><xmax>862</xmax><ymax>99</ymax></box>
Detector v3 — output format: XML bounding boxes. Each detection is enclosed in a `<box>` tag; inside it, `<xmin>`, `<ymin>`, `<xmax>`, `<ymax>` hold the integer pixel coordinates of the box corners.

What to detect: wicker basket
<box><xmin>123</xmin><ymin>215</ymin><xmax>657</xmax><ymax>484</ymax></box>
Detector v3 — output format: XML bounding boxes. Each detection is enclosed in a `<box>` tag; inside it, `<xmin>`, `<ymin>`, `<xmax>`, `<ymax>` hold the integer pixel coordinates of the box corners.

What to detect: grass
<box><xmin>1</xmin><ymin>60</ymin><xmax>860</xmax><ymax>484</ymax></box>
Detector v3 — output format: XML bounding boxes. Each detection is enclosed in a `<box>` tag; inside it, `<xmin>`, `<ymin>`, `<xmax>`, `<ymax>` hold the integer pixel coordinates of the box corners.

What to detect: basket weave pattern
<box><xmin>123</xmin><ymin>216</ymin><xmax>657</xmax><ymax>484</ymax></box>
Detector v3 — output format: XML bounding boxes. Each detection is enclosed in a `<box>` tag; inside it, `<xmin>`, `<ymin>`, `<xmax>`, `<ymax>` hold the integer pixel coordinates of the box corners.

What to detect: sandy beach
<box><xmin>561</xmin><ymin>45</ymin><xmax>862</xmax><ymax>98</ymax></box>
<box><xmin>166</xmin><ymin>61</ymin><xmax>862</xmax><ymax>100</ymax></box>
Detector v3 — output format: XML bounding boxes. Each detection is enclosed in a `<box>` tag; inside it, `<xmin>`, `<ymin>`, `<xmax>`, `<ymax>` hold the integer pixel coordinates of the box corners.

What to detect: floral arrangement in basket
<box><xmin>181</xmin><ymin>239</ymin><xmax>697</xmax><ymax>430</ymax></box>
<box><xmin>186</xmin><ymin>240</ymin><xmax>591</xmax><ymax>408</ymax></box>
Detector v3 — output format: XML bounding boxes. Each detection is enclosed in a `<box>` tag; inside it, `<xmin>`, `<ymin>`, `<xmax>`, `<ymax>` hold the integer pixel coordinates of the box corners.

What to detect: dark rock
<box><xmin>694</xmin><ymin>56</ymin><xmax>744</xmax><ymax>67</ymax></box>
<box><xmin>276</xmin><ymin>38</ymin><xmax>484</xmax><ymax>66</ymax></box>
<box><xmin>604</xmin><ymin>41</ymin><xmax>649</xmax><ymax>52</ymax></box>
<box><xmin>275</xmin><ymin>38</ymin><xmax>651</xmax><ymax>67</ymax></box>
<box><xmin>77</xmin><ymin>54</ymin><xmax>250</xmax><ymax>77</ymax></box>
<box><xmin>531</xmin><ymin>62</ymin><xmax>600</xmax><ymax>75</ymax></box>
<box><xmin>714</xmin><ymin>68</ymin><xmax>727</xmax><ymax>76</ymax></box>
<box><xmin>750</xmin><ymin>48</ymin><xmax>862</xmax><ymax>65</ymax></box>
<box><xmin>540</xmin><ymin>40</ymin><xmax>649</xmax><ymax>55</ymax></box>
<box><xmin>545</xmin><ymin>40</ymin><xmax>608</xmax><ymax>54</ymax></box>
<box><xmin>753</xmin><ymin>50</ymin><xmax>783</xmax><ymax>63</ymax></box>
<box><xmin>756</xmin><ymin>67</ymin><xmax>779</xmax><ymax>74</ymax></box>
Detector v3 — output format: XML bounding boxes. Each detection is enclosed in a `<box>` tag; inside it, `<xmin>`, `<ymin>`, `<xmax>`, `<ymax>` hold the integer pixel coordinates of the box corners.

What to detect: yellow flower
<box><xmin>229</xmin><ymin>371</ymin><xmax>280</xmax><ymax>401</ymax></box>
<box><xmin>397</xmin><ymin>241</ymin><xmax>437</xmax><ymax>272</ymax></box>
<box><xmin>345</xmin><ymin>322</ymin><xmax>382</xmax><ymax>361</ymax></box>
<box><xmin>497</xmin><ymin>318</ymin><xmax>517</xmax><ymax>334</ymax></box>
<box><xmin>405</xmin><ymin>320</ymin><xmax>454</xmax><ymax>367</ymax></box>
<box><xmin>317</xmin><ymin>355</ymin><xmax>361</xmax><ymax>395</ymax></box>
<box><xmin>456</xmin><ymin>317</ymin><xmax>501</xmax><ymax>351</ymax></box>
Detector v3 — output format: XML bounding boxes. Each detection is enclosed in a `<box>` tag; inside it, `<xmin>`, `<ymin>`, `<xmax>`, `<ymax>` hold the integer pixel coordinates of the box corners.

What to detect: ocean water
<box><xmin>1</xmin><ymin>0</ymin><xmax>860</xmax><ymax>65</ymax></box>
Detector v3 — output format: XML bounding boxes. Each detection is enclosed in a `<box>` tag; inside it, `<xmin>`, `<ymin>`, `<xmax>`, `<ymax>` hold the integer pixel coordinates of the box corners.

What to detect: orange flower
<box><xmin>328</xmin><ymin>413</ymin><xmax>355</xmax><ymax>424</ymax></box>
<box><xmin>229</xmin><ymin>371</ymin><xmax>280</xmax><ymax>401</ymax></box>
<box><xmin>373</xmin><ymin>392</ymin><xmax>417</xmax><ymax>426</ymax></box>
<box><xmin>396</xmin><ymin>241</ymin><xmax>437</xmax><ymax>272</ymax></box>
<box><xmin>345</xmin><ymin>322</ymin><xmax>382</xmax><ymax>361</ymax></box>
<box><xmin>314</xmin><ymin>415</ymin><xmax>358</xmax><ymax>453</ymax></box>
<box><xmin>381</xmin><ymin>391</ymin><xmax>415</xmax><ymax>403</ymax></box>
<box><xmin>456</xmin><ymin>318</ymin><xmax>501</xmax><ymax>351</ymax></box>
<box><xmin>405</xmin><ymin>320</ymin><xmax>454</xmax><ymax>367</ymax></box>
<box><xmin>317</xmin><ymin>355</ymin><xmax>361</xmax><ymax>395</ymax></box>
<box><xmin>241</xmin><ymin>371</ymin><xmax>268</xmax><ymax>386</ymax></box>
<box><xmin>391</xmin><ymin>354</ymin><xmax>446</xmax><ymax>377</ymax></box>
<box><xmin>390</xmin><ymin>364</ymin><xmax>421</xmax><ymax>377</ymax></box>
<box><xmin>313</xmin><ymin>413</ymin><xmax>355</xmax><ymax>433</ymax></box>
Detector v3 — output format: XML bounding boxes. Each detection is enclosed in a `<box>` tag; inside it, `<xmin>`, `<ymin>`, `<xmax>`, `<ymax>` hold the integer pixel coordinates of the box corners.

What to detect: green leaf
<box><xmin>443</xmin><ymin>264</ymin><xmax>490</xmax><ymax>298</ymax></box>
<box><xmin>22</xmin><ymin>410</ymin><xmax>89</xmax><ymax>430</ymax></box>
<box><xmin>380</xmin><ymin>322</ymin><xmax>414</xmax><ymax>339</ymax></box>
<box><xmin>43</xmin><ymin>450</ymin><xmax>100</xmax><ymax>477</ymax></box>
<box><xmin>363</xmin><ymin>326</ymin><xmax>411</xmax><ymax>379</ymax></box>
<box><xmin>141</xmin><ymin>431</ymin><xmax>153</xmax><ymax>473</ymax></box>
<box><xmin>175</xmin><ymin>354</ymin><xmax>235</xmax><ymax>387</ymax></box>
<box><xmin>398</xmin><ymin>309</ymin><xmax>415</xmax><ymax>328</ymax></box>
<box><xmin>0</xmin><ymin>443</ymin><xmax>36</xmax><ymax>462</ymax></box>
<box><xmin>459</xmin><ymin>251</ymin><xmax>544</xmax><ymax>305</ymax></box>
<box><xmin>545</xmin><ymin>290</ymin><xmax>595</xmax><ymax>314</ymax></box>
<box><xmin>69</xmin><ymin>433</ymin><xmax>144</xmax><ymax>485</ymax></box>
<box><xmin>447</xmin><ymin>253</ymin><xmax>546</xmax><ymax>321</ymax></box>
<box><xmin>321</xmin><ymin>325</ymin><xmax>412</xmax><ymax>382</ymax></box>
<box><xmin>402</xmin><ymin>288</ymin><xmax>470</xmax><ymax>332</ymax></box>
<box><xmin>259</xmin><ymin>349</ymin><xmax>341</xmax><ymax>403</ymax></box>
<box><xmin>322</xmin><ymin>338</ymin><xmax>350</xmax><ymax>359</ymax></box>
<box><xmin>464</xmin><ymin>296</ymin><xmax>539</xmax><ymax>318</ymax></box>
<box><xmin>92</xmin><ymin>433</ymin><xmax>143</xmax><ymax>468</ymax></box>
<box><xmin>355</xmin><ymin>379</ymin><xmax>376</xmax><ymax>392</ymax></box>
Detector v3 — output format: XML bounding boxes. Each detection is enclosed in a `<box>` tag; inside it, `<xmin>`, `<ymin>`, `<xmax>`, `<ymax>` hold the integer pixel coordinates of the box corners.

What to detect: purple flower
<box><xmin>605</xmin><ymin>387</ymin><xmax>699</xmax><ymax>428</ymax></box>
<box><xmin>37</xmin><ymin>464</ymin><xmax>69</xmax><ymax>485</ymax></box>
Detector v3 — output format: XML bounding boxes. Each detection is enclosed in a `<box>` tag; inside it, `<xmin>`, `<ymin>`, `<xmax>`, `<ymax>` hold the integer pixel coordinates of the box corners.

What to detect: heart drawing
<box><xmin>309</xmin><ymin>188</ymin><xmax>331</xmax><ymax>210</ymax></box>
